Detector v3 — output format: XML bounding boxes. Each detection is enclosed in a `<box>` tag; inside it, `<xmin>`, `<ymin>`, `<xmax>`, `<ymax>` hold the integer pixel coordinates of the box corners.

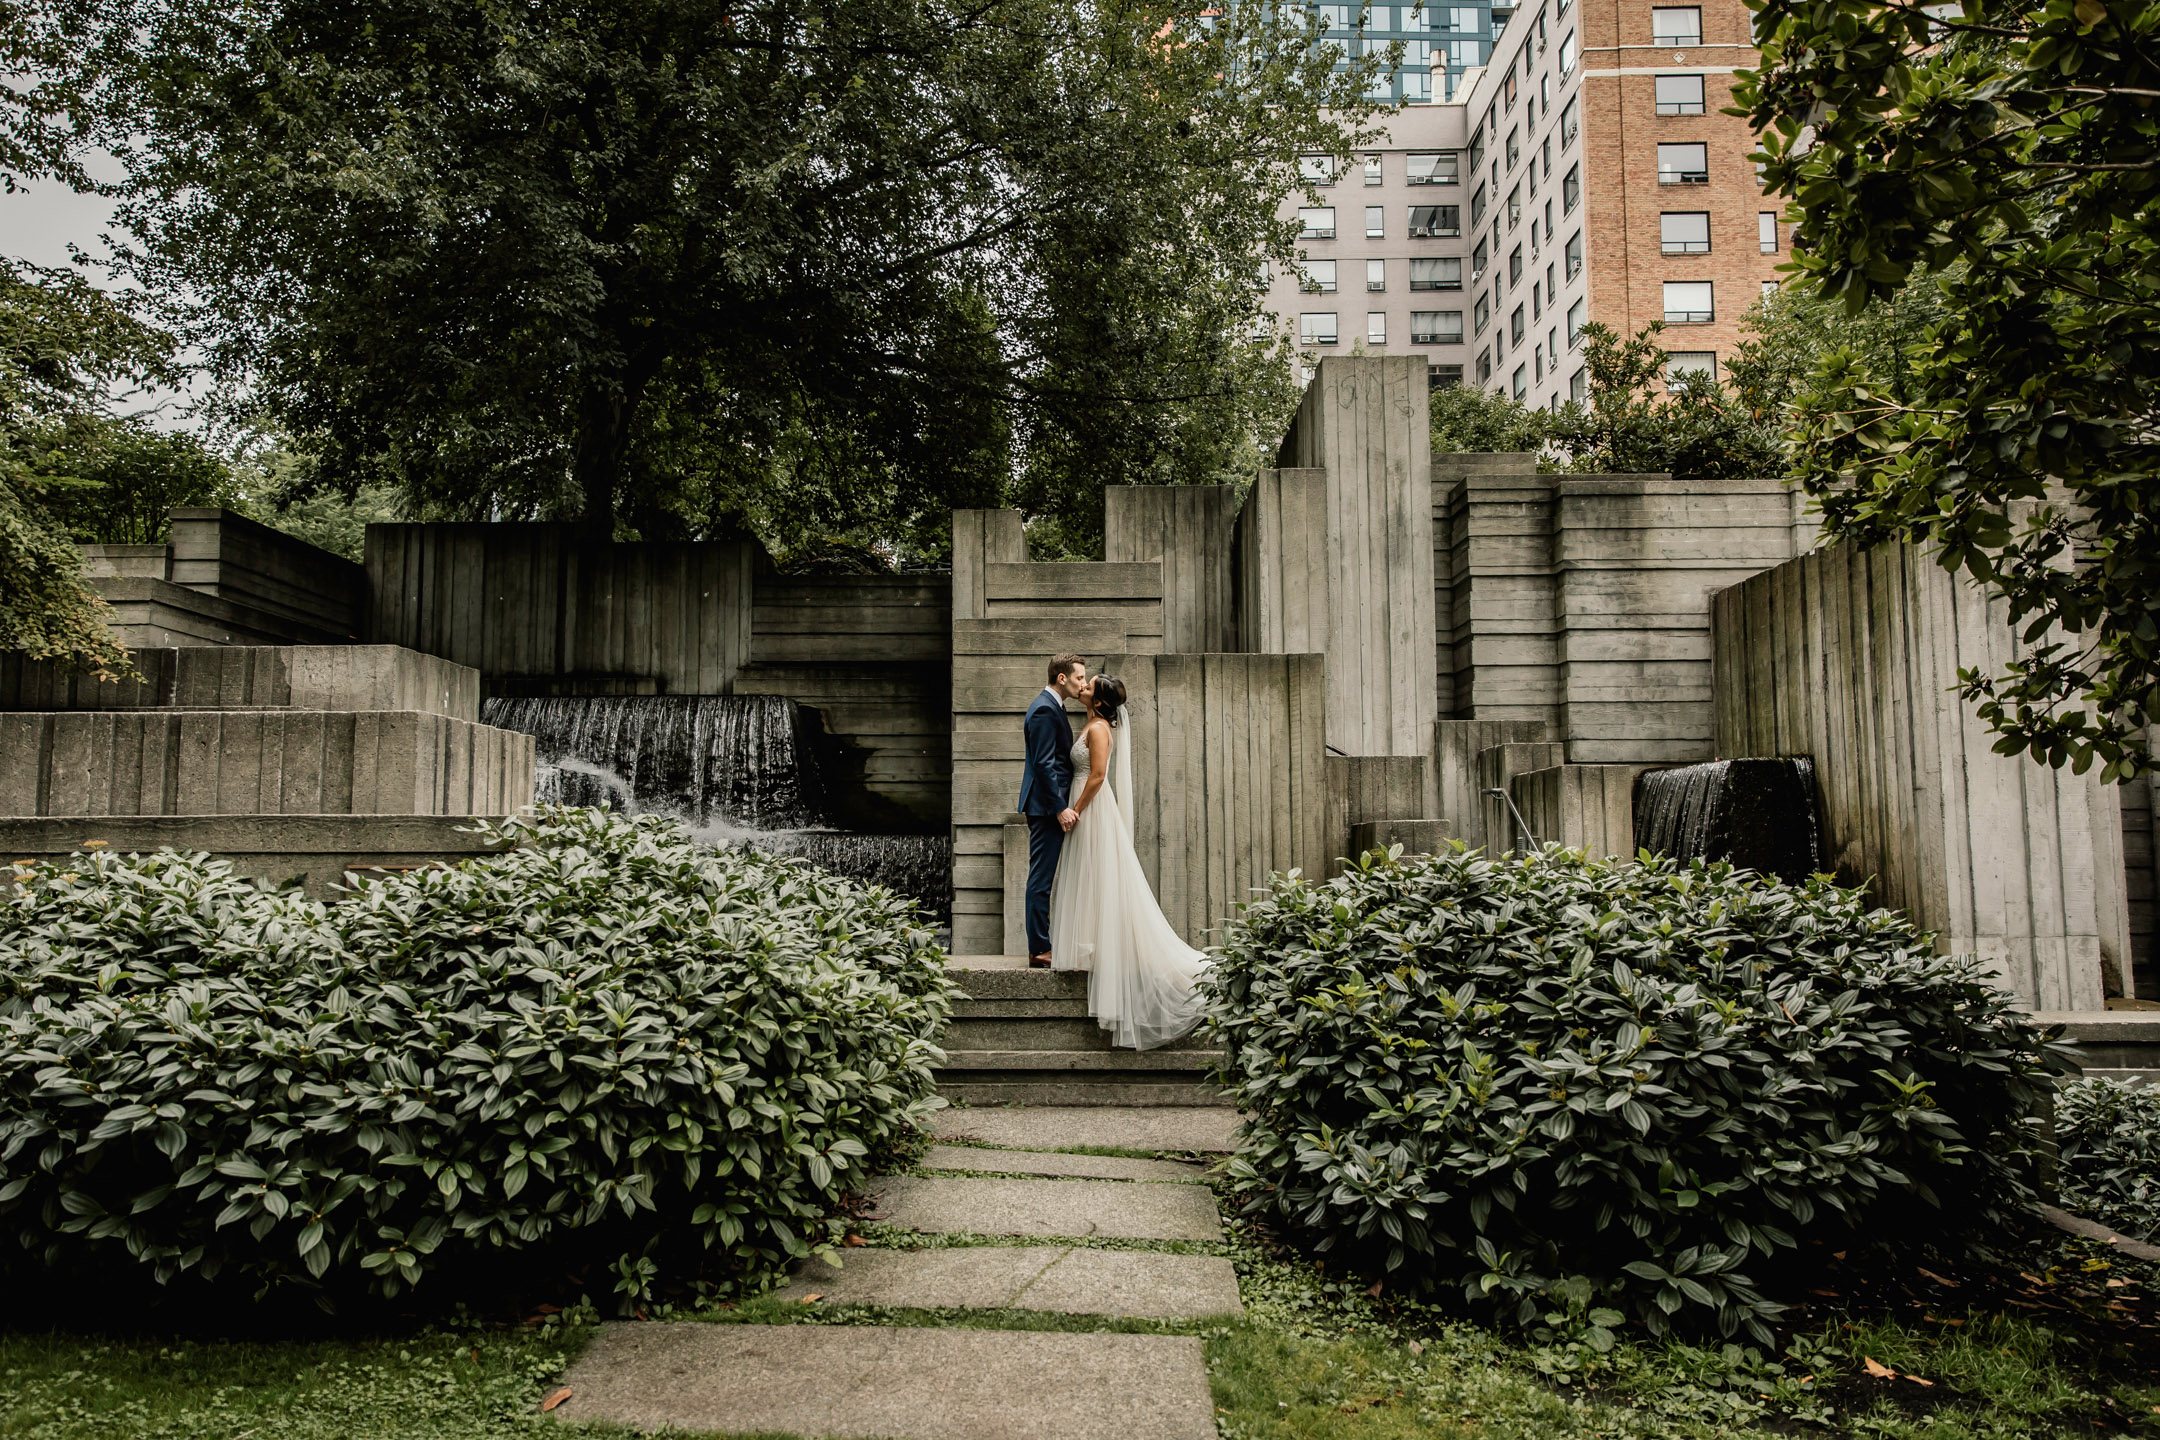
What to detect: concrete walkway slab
<box><xmin>551</xmin><ymin>1323</ymin><xmax>1215</xmax><ymax>1440</ymax></box>
<box><xmin>776</xmin><ymin>1246</ymin><xmax>1244</xmax><ymax>1319</ymax></box>
<box><xmin>872</xmin><ymin>1174</ymin><xmax>1223</xmax><ymax>1242</ymax></box>
<box><xmin>935</xmin><ymin>1105</ymin><xmax>1242</xmax><ymax>1153</ymax></box>
<box><xmin>922</xmin><ymin>1144</ymin><xmax>1210</xmax><ymax>1183</ymax></box>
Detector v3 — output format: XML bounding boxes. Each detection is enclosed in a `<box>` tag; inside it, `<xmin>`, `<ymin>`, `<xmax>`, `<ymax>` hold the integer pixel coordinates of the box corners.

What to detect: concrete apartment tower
<box><xmin>1271</xmin><ymin>0</ymin><xmax>1782</xmax><ymax>405</ymax></box>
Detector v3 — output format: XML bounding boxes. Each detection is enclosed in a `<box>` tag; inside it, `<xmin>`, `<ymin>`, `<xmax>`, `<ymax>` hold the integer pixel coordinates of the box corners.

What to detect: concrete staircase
<box><xmin>939</xmin><ymin>958</ymin><xmax>1222</xmax><ymax>1105</ymax></box>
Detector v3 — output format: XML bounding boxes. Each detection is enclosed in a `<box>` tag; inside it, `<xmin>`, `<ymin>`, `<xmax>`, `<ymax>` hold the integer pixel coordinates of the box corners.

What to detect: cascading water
<box><xmin>1632</xmin><ymin>756</ymin><xmax>1823</xmax><ymax>884</ymax></box>
<box><xmin>481</xmin><ymin>694</ymin><xmax>950</xmax><ymax>918</ymax></box>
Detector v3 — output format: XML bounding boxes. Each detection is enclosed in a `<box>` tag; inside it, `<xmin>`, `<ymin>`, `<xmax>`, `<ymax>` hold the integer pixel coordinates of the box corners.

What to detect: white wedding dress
<box><xmin>1047</xmin><ymin>715</ymin><xmax>1208</xmax><ymax>1050</ymax></box>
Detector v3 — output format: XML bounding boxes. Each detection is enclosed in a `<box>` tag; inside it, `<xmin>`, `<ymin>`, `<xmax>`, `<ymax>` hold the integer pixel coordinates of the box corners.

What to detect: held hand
<box><xmin>1059</xmin><ymin>808</ymin><xmax>1078</xmax><ymax>832</ymax></box>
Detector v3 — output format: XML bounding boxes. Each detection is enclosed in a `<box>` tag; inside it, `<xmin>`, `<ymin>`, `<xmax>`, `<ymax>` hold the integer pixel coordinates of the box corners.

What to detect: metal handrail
<box><xmin>1484</xmin><ymin>786</ymin><xmax>1541</xmax><ymax>851</ymax></box>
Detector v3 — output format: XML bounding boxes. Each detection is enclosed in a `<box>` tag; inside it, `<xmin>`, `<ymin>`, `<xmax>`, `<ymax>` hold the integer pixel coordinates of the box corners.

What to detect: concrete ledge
<box><xmin>936</xmin><ymin>1080</ymin><xmax>1225</xmax><ymax>1107</ymax></box>
<box><xmin>0</xmin><ymin>814</ymin><xmax>513</xmax><ymax>896</ymax></box>
<box><xmin>0</xmin><ymin>645</ymin><xmax>479</xmax><ymax>720</ymax></box>
<box><xmin>1348</xmin><ymin>817</ymin><xmax>1450</xmax><ymax>859</ymax></box>
<box><xmin>2032</xmin><ymin>1011</ymin><xmax>2160</xmax><ymax>1078</ymax></box>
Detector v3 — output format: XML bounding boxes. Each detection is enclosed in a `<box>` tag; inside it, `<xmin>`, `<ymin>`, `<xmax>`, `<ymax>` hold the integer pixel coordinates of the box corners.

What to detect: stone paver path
<box><xmin>551</xmin><ymin>1106</ymin><xmax>1239</xmax><ymax>1439</ymax></box>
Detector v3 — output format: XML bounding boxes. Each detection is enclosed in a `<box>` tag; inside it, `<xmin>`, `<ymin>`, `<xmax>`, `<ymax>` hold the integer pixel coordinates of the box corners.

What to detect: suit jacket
<box><xmin>1017</xmin><ymin>688</ymin><xmax>1075</xmax><ymax>816</ymax></box>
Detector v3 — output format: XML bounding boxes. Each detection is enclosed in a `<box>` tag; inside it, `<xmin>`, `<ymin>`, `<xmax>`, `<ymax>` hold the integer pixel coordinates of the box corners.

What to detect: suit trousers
<box><xmin>1025</xmin><ymin>813</ymin><xmax>1065</xmax><ymax>956</ymax></box>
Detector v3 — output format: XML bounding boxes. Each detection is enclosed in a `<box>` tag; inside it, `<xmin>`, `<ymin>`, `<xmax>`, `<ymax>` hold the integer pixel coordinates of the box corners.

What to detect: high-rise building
<box><xmin>1270</xmin><ymin>0</ymin><xmax>1780</xmax><ymax>405</ymax></box>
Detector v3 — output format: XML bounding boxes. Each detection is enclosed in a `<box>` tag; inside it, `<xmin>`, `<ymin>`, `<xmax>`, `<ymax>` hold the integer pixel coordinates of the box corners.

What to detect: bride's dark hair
<box><xmin>1089</xmin><ymin>674</ymin><xmax>1128</xmax><ymax>725</ymax></box>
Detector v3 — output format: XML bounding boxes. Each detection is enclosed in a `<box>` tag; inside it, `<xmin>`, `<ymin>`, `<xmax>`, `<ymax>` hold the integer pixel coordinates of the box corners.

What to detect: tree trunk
<box><xmin>572</xmin><ymin>378</ymin><xmax>637</xmax><ymax>528</ymax></box>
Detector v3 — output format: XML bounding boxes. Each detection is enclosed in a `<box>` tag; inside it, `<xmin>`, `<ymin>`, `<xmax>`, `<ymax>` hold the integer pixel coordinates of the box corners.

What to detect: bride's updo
<box><xmin>1089</xmin><ymin>674</ymin><xmax>1128</xmax><ymax>725</ymax></box>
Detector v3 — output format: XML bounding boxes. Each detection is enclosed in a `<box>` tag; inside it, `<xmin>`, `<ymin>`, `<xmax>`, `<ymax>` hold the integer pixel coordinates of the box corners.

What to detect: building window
<box><xmin>1298</xmin><ymin>207</ymin><xmax>1337</xmax><ymax>238</ymax></box>
<box><xmin>1666</xmin><ymin>349</ymin><xmax>1717</xmax><ymax>380</ymax></box>
<box><xmin>1367</xmin><ymin>258</ymin><xmax>1387</xmax><ymax>291</ymax></box>
<box><xmin>1663</xmin><ymin>281</ymin><xmax>1714</xmax><ymax>323</ymax></box>
<box><xmin>1364</xmin><ymin>154</ymin><xmax>1384</xmax><ymax>185</ymax></box>
<box><xmin>1477</xmin><ymin>348</ymin><xmax>1493</xmax><ymax>383</ymax></box>
<box><xmin>1467</xmin><ymin>128</ymin><xmax>1486</xmax><ymax>173</ymax></box>
<box><xmin>1407</xmin><ymin>152</ymin><xmax>1461</xmax><ymax>185</ymax></box>
<box><xmin>1506</xmin><ymin>128</ymin><xmax>1521</xmax><ymax>170</ymax></box>
<box><xmin>1510</xmin><ymin>303</ymin><xmax>1526</xmax><ymax>342</ymax></box>
<box><xmin>1561</xmin><ymin>97</ymin><xmax>1580</xmax><ymax>148</ymax></box>
<box><xmin>1411</xmin><ymin>257</ymin><xmax>1465</xmax><ymax>290</ymax></box>
<box><xmin>1539</xmin><ymin>138</ymin><xmax>1552</xmax><ymax>180</ymax></box>
<box><xmin>1564</xmin><ymin>230</ymin><xmax>1583</xmax><ymax>280</ymax></box>
<box><xmin>1300</xmin><ymin>154</ymin><xmax>1337</xmax><ymax>185</ymax></box>
<box><xmin>1652</xmin><ymin>6</ymin><xmax>1702</xmax><ymax>45</ymax></box>
<box><xmin>1318</xmin><ymin>3</ymin><xmax>1356</xmax><ymax>27</ymax></box>
<box><xmin>1367</xmin><ymin>205</ymin><xmax>1385</xmax><ymax>238</ymax></box>
<box><xmin>1562</xmin><ymin>165</ymin><xmax>1581</xmax><ymax>212</ymax></box>
<box><xmin>1433</xmin><ymin>5</ymin><xmax>1482</xmax><ymax>31</ymax></box>
<box><xmin>1759</xmin><ymin>211</ymin><xmax>1779</xmax><ymax>252</ymax></box>
<box><xmin>1508</xmin><ymin>244</ymin><xmax>1524</xmax><ymax>284</ymax></box>
<box><xmin>1545</xmin><ymin>263</ymin><xmax>1555</xmax><ymax>302</ymax></box>
<box><xmin>1506</xmin><ymin>186</ymin><xmax>1522</xmax><ymax>228</ymax></box>
<box><xmin>1559</xmin><ymin>29</ymin><xmax>1578</xmax><ymax>74</ymax></box>
<box><xmin>1412</xmin><ymin>310</ymin><xmax>1465</xmax><ymax>344</ymax></box>
<box><xmin>1298</xmin><ymin>259</ymin><xmax>1338</xmax><ymax>293</ymax></box>
<box><xmin>1657</xmin><ymin>143</ymin><xmax>1710</xmax><ymax>184</ymax></box>
<box><xmin>1430</xmin><ymin>362</ymin><xmax>1465</xmax><ymax>390</ymax></box>
<box><xmin>1404</xmin><ymin>71</ymin><xmax>1433</xmax><ymax>102</ymax></box>
<box><xmin>1470</xmin><ymin>184</ymin><xmax>1487</xmax><ymax>225</ymax></box>
<box><xmin>1368</xmin><ymin>311</ymin><xmax>1388</xmax><ymax>344</ymax></box>
<box><xmin>1531</xmin><ymin>282</ymin><xmax>1542</xmax><ymax>320</ymax></box>
<box><xmin>1660</xmin><ymin>212</ymin><xmax>1711</xmax><ymax>254</ymax></box>
<box><xmin>1656</xmin><ymin>74</ymin><xmax>1706</xmax><ymax>115</ymax></box>
<box><xmin>1512</xmin><ymin>363</ymin><xmax>1529</xmax><ymax>399</ymax></box>
<box><xmin>1409</xmin><ymin>205</ymin><xmax>1462</xmax><ymax>237</ymax></box>
<box><xmin>1474</xmin><ymin>292</ymin><xmax>1491</xmax><ymax>333</ymax></box>
<box><xmin>1762</xmin><ymin>278</ymin><xmax>1781</xmax><ymax>296</ymax></box>
<box><xmin>1570</xmin><ymin>367</ymin><xmax>1587</xmax><ymax>401</ymax></box>
<box><xmin>1300</xmin><ymin>312</ymin><xmax>1341</xmax><ymax>345</ymax></box>
<box><xmin>1504</xmin><ymin>71</ymin><xmax>1518</xmax><ymax>110</ymax></box>
<box><xmin>1567</xmin><ymin>297</ymin><xmax>1586</xmax><ymax>345</ymax></box>
<box><xmin>1547</xmin><ymin>326</ymin><xmax>1558</xmax><ymax>367</ymax></box>
<box><xmin>1542</xmin><ymin>200</ymin><xmax>1554</xmax><ymax>243</ymax></box>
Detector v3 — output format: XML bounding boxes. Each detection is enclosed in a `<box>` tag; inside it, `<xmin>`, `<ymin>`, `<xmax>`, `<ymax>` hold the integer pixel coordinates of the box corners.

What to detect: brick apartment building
<box><xmin>1268</xmin><ymin>0</ymin><xmax>1783</xmax><ymax>405</ymax></box>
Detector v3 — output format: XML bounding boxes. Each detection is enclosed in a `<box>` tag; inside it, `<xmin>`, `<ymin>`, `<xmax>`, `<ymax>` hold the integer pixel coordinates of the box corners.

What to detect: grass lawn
<box><xmin>3</xmin><ymin>1156</ymin><xmax>2155</xmax><ymax>1439</ymax></box>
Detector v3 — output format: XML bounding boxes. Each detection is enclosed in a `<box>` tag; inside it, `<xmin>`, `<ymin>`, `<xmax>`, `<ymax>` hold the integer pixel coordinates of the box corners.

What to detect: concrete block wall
<box><xmin>1512</xmin><ymin>762</ymin><xmax>1656</xmax><ymax>858</ymax></box>
<box><xmin>1106</xmin><ymin>486</ymin><xmax>1240</xmax><ymax>655</ymax></box>
<box><xmin>80</xmin><ymin>510</ymin><xmax>369</xmax><ymax>648</ymax></box>
<box><xmin>0</xmin><ymin>710</ymin><xmax>532</xmax><ymax>818</ymax></box>
<box><xmin>0</xmin><ymin>815</ymin><xmax>506</xmax><ymax>897</ymax></box>
<box><xmin>0</xmin><ymin>645</ymin><xmax>479</xmax><ymax>720</ymax></box>
<box><xmin>1712</xmin><ymin>540</ymin><xmax>2132</xmax><ymax>1009</ymax></box>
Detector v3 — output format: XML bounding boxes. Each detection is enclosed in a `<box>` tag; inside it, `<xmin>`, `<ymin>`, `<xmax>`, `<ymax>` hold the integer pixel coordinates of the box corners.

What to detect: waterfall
<box><xmin>1632</xmin><ymin>757</ymin><xmax>1823</xmax><ymax>884</ymax></box>
<box><xmin>481</xmin><ymin>694</ymin><xmax>950</xmax><ymax>918</ymax></box>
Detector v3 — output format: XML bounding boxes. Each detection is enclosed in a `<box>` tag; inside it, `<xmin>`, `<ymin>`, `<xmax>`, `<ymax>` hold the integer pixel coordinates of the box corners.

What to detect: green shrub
<box><xmin>0</xmin><ymin>807</ymin><xmax>954</xmax><ymax>1305</ymax></box>
<box><xmin>1204</xmin><ymin>846</ymin><xmax>2067</xmax><ymax>1344</ymax></box>
<box><xmin>2054</xmin><ymin>1076</ymin><xmax>2160</xmax><ymax>1243</ymax></box>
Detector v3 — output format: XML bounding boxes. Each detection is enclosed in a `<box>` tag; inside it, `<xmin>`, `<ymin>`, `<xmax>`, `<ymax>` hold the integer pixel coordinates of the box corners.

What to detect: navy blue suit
<box><xmin>1018</xmin><ymin>688</ymin><xmax>1075</xmax><ymax>956</ymax></box>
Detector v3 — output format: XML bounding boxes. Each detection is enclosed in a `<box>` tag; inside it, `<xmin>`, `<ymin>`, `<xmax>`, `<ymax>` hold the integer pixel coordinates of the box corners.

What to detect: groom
<box><xmin>1019</xmin><ymin>654</ymin><xmax>1088</xmax><ymax>968</ymax></box>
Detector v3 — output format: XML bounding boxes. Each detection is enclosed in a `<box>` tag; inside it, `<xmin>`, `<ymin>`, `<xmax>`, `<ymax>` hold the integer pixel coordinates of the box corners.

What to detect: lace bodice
<box><xmin>1069</xmin><ymin>738</ymin><xmax>1090</xmax><ymax>769</ymax></box>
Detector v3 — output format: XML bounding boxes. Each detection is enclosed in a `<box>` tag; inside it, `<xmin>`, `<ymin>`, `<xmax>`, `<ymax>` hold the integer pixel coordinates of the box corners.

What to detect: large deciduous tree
<box><xmin>1737</xmin><ymin>0</ymin><xmax>2159</xmax><ymax>779</ymax></box>
<box><xmin>88</xmin><ymin>0</ymin><xmax>1377</xmax><ymax>556</ymax></box>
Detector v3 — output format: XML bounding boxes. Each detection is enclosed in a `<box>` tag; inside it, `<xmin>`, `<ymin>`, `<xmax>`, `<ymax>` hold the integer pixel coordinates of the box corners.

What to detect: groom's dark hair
<box><xmin>1047</xmin><ymin>653</ymin><xmax>1086</xmax><ymax>686</ymax></box>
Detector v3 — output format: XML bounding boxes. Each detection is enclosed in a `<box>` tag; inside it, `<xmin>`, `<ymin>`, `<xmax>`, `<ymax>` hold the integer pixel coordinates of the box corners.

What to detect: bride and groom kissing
<box><xmin>1018</xmin><ymin>654</ymin><xmax>1206</xmax><ymax>1051</ymax></box>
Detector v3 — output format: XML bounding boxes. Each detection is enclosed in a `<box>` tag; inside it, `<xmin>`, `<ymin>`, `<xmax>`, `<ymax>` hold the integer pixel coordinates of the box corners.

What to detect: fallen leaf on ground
<box><xmin>1368</xmin><ymin>1279</ymin><xmax>1384</xmax><ymax>1298</ymax></box>
<box><xmin>1915</xmin><ymin>1267</ymin><xmax>1959</xmax><ymax>1288</ymax></box>
<box><xmin>2107</xmin><ymin>1278</ymin><xmax>2128</xmax><ymax>1288</ymax></box>
<box><xmin>1808</xmin><ymin>1288</ymin><xmax>1837</xmax><ymax>1297</ymax></box>
<box><xmin>1408</xmin><ymin>1340</ymin><xmax>1424</xmax><ymax>1356</ymax></box>
<box><xmin>1863</xmin><ymin>1357</ymin><xmax>1896</xmax><ymax>1379</ymax></box>
<box><xmin>540</xmin><ymin>1388</ymin><xmax>573</xmax><ymax>1413</ymax></box>
<box><xmin>843</xmin><ymin>1234</ymin><xmax>867</xmax><ymax>1247</ymax></box>
<box><xmin>1906</xmin><ymin>1376</ymin><xmax>1935</xmax><ymax>1388</ymax></box>
<box><xmin>802</xmin><ymin>1293</ymin><xmax>824</xmax><ymax>1303</ymax></box>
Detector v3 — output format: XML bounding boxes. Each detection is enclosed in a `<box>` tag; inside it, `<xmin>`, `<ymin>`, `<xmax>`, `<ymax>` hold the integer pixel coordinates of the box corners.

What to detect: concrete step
<box><xmin>921</xmin><ymin>1144</ymin><xmax>1210</xmax><ymax>1182</ymax></box>
<box><xmin>932</xmin><ymin>1105</ymin><xmax>1241</xmax><ymax>1153</ymax></box>
<box><xmin>551</xmin><ymin>1324</ymin><xmax>1217</xmax><ymax>1440</ymax></box>
<box><xmin>775</xmin><ymin>1246</ymin><xmax>1243</xmax><ymax>1319</ymax></box>
<box><xmin>937</xmin><ymin>1079</ymin><xmax>1223</xmax><ymax>1107</ymax></box>
<box><xmin>937</xmin><ymin>1048</ymin><xmax>1216</xmax><ymax>1073</ymax></box>
<box><xmin>942</xmin><ymin>1016</ymin><xmax>1217</xmax><ymax>1054</ymax></box>
<box><xmin>947</xmin><ymin>964</ymin><xmax>1090</xmax><ymax>1000</ymax></box>
<box><xmin>0</xmin><ymin>645</ymin><xmax>479</xmax><ymax>720</ymax></box>
<box><xmin>869</xmin><ymin>1174</ymin><xmax>1223</xmax><ymax>1242</ymax></box>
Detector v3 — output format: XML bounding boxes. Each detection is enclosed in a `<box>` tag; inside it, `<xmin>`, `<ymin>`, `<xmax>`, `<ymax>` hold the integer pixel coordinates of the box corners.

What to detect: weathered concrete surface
<box><xmin>921</xmin><ymin>1144</ymin><xmax>1209</xmax><ymax>1183</ymax></box>
<box><xmin>935</xmin><ymin>1106</ymin><xmax>1241</xmax><ymax>1153</ymax></box>
<box><xmin>549</xmin><ymin>1323</ymin><xmax>1216</xmax><ymax>1440</ymax></box>
<box><xmin>0</xmin><ymin>645</ymin><xmax>480</xmax><ymax>721</ymax></box>
<box><xmin>871</xmin><ymin>1175</ymin><xmax>1223</xmax><ymax>1242</ymax></box>
<box><xmin>776</xmin><ymin>1246</ymin><xmax>1244</xmax><ymax>1319</ymax></box>
<box><xmin>0</xmin><ymin>814</ymin><xmax>511</xmax><ymax>896</ymax></box>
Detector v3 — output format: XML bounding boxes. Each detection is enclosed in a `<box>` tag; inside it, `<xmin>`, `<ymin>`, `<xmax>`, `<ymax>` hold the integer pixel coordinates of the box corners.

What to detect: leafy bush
<box><xmin>1205</xmin><ymin>846</ymin><xmax>2067</xmax><ymax>1343</ymax></box>
<box><xmin>2054</xmin><ymin>1076</ymin><xmax>2160</xmax><ymax>1244</ymax></box>
<box><xmin>0</xmin><ymin>807</ymin><xmax>954</xmax><ymax>1305</ymax></box>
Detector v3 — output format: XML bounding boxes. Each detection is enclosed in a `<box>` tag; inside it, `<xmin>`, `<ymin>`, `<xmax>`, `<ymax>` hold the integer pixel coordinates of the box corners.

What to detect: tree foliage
<box><xmin>0</xmin><ymin>260</ymin><xmax>183</xmax><ymax>677</ymax></box>
<box><xmin>84</xmin><ymin>0</ymin><xmax>1378</xmax><ymax>555</ymax></box>
<box><xmin>1737</xmin><ymin>0</ymin><xmax>2160</xmax><ymax>778</ymax></box>
<box><xmin>1432</xmin><ymin>323</ymin><xmax>1782</xmax><ymax>480</ymax></box>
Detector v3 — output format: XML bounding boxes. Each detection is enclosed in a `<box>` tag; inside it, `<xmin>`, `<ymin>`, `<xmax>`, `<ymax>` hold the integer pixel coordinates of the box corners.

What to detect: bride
<box><xmin>1047</xmin><ymin>674</ymin><xmax>1208</xmax><ymax>1051</ymax></box>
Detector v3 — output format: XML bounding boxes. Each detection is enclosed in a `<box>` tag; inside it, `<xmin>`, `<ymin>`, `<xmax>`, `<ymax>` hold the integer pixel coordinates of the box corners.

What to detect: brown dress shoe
<box><xmin>1029</xmin><ymin>952</ymin><xmax>1053</xmax><ymax>969</ymax></box>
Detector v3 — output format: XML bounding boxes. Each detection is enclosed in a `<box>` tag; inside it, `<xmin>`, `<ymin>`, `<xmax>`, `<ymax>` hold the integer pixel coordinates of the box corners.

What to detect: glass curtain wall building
<box><xmin>1312</xmin><ymin>0</ymin><xmax>1500</xmax><ymax>104</ymax></box>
